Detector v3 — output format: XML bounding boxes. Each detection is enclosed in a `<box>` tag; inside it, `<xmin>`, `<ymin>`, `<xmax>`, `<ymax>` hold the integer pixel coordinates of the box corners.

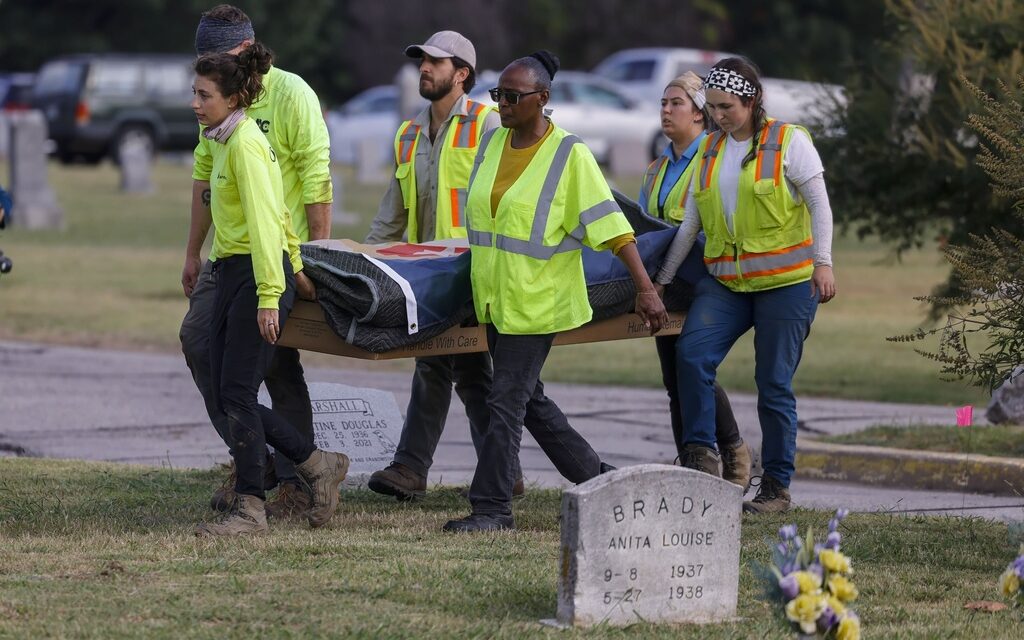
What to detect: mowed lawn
<box><xmin>0</xmin><ymin>159</ymin><xmax>985</xmax><ymax>405</ymax></box>
<box><xmin>0</xmin><ymin>459</ymin><xmax>1021</xmax><ymax>639</ymax></box>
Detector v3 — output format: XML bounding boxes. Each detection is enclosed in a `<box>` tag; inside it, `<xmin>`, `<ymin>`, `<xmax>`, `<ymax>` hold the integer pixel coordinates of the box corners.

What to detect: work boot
<box><xmin>743</xmin><ymin>475</ymin><xmax>792</xmax><ymax>514</ymax></box>
<box><xmin>195</xmin><ymin>494</ymin><xmax>268</xmax><ymax>537</ymax></box>
<box><xmin>209</xmin><ymin>455</ymin><xmax>278</xmax><ymax>512</ymax></box>
<box><xmin>720</xmin><ymin>439</ymin><xmax>752</xmax><ymax>491</ymax></box>
<box><xmin>264</xmin><ymin>482</ymin><xmax>312</xmax><ymax>520</ymax></box>
<box><xmin>442</xmin><ymin>513</ymin><xmax>515</xmax><ymax>533</ymax></box>
<box><xmin>458</xmin><ymin>476</ymin><xmax>526</xmax><ymax>500</ymax></box>
<box><xmin>368</xmin><ymin>462</ymin><xmax>426</xmax><ymax>501</ymax></box>
<box><xmin>679</xmin><ymin>444</ymin><xmax>722</xmax><ymax>477</ymax></box>
<box><xmin>296</xmin><ymin>450</ymin><xmax>350</xmax><ymax>528</ymax></box>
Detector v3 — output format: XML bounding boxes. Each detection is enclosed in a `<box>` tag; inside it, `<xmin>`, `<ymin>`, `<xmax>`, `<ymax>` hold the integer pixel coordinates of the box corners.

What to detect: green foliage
<box><xmin>818</xmin><ymin>0</ymin><xmax>1024</xmax><ymax>274</ymax></box>
<box><xmin>888</xmin><ymin>75</ymin><xmax>1024</xmax><ymax>390</ymax></box>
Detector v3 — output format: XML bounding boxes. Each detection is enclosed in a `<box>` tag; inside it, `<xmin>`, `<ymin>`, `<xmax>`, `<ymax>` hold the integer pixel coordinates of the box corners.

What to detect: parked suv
<box><xmin>31</xmin><ymin>54</ymin><xmax>198</xmax><ymax>164</ymax></box>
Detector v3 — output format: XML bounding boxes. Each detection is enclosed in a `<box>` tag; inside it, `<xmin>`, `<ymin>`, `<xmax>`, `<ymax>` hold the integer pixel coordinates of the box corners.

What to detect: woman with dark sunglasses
<box><xmin>443</xmin><ymin>50</ymin><xmax>668</xmax><ymax>532</ymax></box>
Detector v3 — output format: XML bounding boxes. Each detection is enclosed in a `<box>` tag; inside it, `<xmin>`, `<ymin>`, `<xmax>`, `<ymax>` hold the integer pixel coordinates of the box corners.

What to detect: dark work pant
<box><xmin>207</xmin><ymin>254</ymin><xmax>315</xmax><ymax>499</ymax></box>
<box><xmin>655</xmin><ymin>333</ymin><xmax>742</xmax><ymax>459</ymax></box>
<box><xmin>394</xmin><ymin>353</ymin><xmax>521</xmax><ymax>481</ymax></box>
<box><xmin>469</xmin><ymin>325</ymin><xmax>602</xmax><ymax>516</ymax></box>
<box><xmin>180</xmin><ymin>260</ymin><xmax>313</xmax><ymax>485</ymax></box>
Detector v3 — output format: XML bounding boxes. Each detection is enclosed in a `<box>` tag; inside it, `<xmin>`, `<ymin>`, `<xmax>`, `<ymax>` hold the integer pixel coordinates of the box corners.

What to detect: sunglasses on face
<box><xmin>488</xmin><ymin>88</ymin><xmax>544</xmax><ymax>105</ymax></box>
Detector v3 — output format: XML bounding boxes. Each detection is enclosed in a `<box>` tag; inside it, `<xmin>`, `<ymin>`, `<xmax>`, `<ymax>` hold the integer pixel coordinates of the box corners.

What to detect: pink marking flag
<box><xmin>955</xmin><ymin>405</ymin><xmax>973</xmax><ymax>427</ymax></box>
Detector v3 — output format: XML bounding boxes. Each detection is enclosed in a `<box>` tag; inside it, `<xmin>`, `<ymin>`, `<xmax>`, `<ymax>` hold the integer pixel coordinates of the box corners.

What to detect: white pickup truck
<box><xmin>593</xmin><ymin>48</ymin><xmax>845</xmax><ymax>136</ymax></box>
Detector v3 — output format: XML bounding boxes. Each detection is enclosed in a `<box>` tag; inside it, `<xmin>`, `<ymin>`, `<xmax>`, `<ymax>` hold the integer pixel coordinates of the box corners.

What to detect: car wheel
<box><xmin>650</xmin><ymin>133</ymin><xmax>668</xmax><ymax>161</ymax></box>
<box><xmin>113</xmin><ymin>125</ymin><xmax>155</xmax><ymax>166</ymax></box>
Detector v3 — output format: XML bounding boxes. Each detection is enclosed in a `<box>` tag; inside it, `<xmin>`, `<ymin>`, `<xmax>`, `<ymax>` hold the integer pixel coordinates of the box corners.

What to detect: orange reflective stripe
<box><xmin>399</xmin><ymin>122</ymin><xmax>419</xmax><ymax>163</ymax></box>
<box><xmin>773</xmin><ymin>123</ymin><xmax>786</xmax><ymax>185</ymax></box>
<box><xmin>741</xmin><ymin>259</ymin><xmax>814</xmax><ymax>280</ymax></box>
<box><xmin>450</xmin><ymin>188</ymin><xmax>460</xmax><ymax>227</ymax></box>
<box><xmin>754</xmin><ymin>124</ymin><xmax>771</xmax><ymax>182</ymax></box>
<box><xmin>468</xmin><ymin>117</ymin><xmax>479</xmax><ymax>148</ymax></box>
<box><xmin>738</xmin><ymin>236</ymin><xmax>813</xmax><ymax>260</ymax></box>
<box><xmin>703</xmin><ymin>134</ymin><xmax>726</xmax><ymax>189</ymax></box>
<box><xmin>703</xmin><ymin>254</ymin><xmax>734</xmax><ymax>264</ymax></box>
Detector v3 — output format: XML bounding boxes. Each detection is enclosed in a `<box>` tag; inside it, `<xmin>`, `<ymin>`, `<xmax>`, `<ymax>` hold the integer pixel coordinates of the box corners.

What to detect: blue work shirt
<box><xmin>638</xmin><ymin>132</ymin><xmax>706</xmax><ymax>218</ymax></box>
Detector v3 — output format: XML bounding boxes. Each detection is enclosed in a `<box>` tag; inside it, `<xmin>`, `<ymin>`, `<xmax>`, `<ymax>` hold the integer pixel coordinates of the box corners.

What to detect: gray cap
<box><xmin>405</xmin><ymin>30</ymin><xmax>476</xmax><ymax>70</ymax></box>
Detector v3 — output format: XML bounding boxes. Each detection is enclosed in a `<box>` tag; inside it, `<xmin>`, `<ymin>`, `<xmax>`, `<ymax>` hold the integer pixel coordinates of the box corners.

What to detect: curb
<box><xmin>795</xmin><ymin>440</ymin><xmax>1024</xmax><ymax>497</ymax></box>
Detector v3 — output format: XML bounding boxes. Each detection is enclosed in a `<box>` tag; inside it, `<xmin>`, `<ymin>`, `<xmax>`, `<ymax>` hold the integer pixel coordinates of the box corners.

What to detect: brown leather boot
<box><xmin>296</xmin><ymin>450</ymin><xmax>350</xmax><ymax>528</ymax></box>
<box><xmin>720</xmin><ymin>439</ymin><xmax>752</xmax><ymax>491</ymax></box>
<box><xmin>743</xmin><ymin>475</ymin><xmax>792</xmax><ymax>514</ymax></box>
<box><xmin>210</xmin><ymin>455</ymin><xmax>278</xmax><ymax>512</ymax></box>
<box><xmin>679</xmin><ymin>444</ymin><xmax>722</xmax><ymax>478</ymax></box>
<box><xmin>195</xmin><ymin>494</ymin><xmax>268</xmax><ymax>537</ymax></box>
<box><xmin>264</xmin><ymin>482</ymin><xmax>312</xmax><ymax>520</ymax></box>
<box><xmin>368</xmin><ymin>462</ymin><xmax>427</xmax><ymax>501</ymax></box>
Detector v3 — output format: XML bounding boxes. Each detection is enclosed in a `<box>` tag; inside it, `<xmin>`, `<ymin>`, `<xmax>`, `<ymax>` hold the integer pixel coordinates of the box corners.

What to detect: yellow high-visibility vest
<box><xmin>393</xmin><ymin>99</ymin><xmax>494</xmax><ymax>242</ymax></box>
<box><xmin>466</xmin><ymin>124</ymin><xmax>634</xmax><ymax>335</ymax></box>
<box><xmin>693</xmin><ymin>119</ymin><xmax>814</xmax><ymax>292</ymax></box>
<box><xmin>639</xmin><ymin>151</ymin><xmax>698</xmax><ymax>225</ymax></box>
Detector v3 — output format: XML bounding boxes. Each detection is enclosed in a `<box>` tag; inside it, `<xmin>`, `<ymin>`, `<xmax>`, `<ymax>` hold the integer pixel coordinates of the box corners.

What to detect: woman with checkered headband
<box><xmin>653</xmin><ymin>57</ymin><xmax>837</xmax><ymax>515</ymax></box>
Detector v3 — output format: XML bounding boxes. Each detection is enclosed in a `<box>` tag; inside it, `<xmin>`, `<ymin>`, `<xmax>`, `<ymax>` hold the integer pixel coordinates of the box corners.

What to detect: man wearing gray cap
<box><xmin>366</xmin><ymin>31</ymin><xmax>523</xmax><ymax>500</ymax></box>
<box><xmin>179</xmin><ymin>4</ymin><xmax>333</xmax><ymax>519</ymax></box>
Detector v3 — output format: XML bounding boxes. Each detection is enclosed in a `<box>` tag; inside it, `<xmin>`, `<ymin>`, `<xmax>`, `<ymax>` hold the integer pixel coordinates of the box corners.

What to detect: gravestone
<box><xmin>329</xmin><ymin>164</ymin><xmax>358</xmax><ymax>225</ymax></box>
<box><xmin>355</xmin><ymin>138</ymin><xmax>387</xmax><ymax>185</ymax></box>
<box><xmin>259</xmin><ymin>381</ymin><xmax>403</xmax><ymax>486</ymax></box>
<box><xmin>608</xmin><ymin>138</ymin><xmax>651</xmax><ymax>178</ymax></box>
<box><xmin>7</xmin><ymin>110</ymin><xmax>63</xmax><ymax>230</ymax></box>
<box><xmin>119</xmin><ymin>137</ymin><xmax>154</xmax><ymax>194</ymax></box>
<box><xmin>554</xmin><ymin>464</ymin><xmax>742</xmax><ymax>627</ymax></box>
<box><xmin>987</xmin><ymin>365</ymin><xmax>1024</xmax><ymax>424</ymax></box>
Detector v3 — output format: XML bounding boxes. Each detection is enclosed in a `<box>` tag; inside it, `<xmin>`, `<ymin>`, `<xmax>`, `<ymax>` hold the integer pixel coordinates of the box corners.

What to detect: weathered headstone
<box><xmin>119</xmin><ymin>137</ymin><xmax>154</xmax><ymax>194</ymax></box>
<box><xmin>355</xmin><ymin>137</ymin><xmax>388</xmax><ymax>185</ymax></box>
<box><xmin>554</xmin><ymin>464</ymin><xmax>742</xmax><ymax>627</ymax></box>
<box><xmin>987</xmin><ymin>365</ymin><xmax>1024</xmax><ymax>424</ymax></box>
<box><xmin>608</xmin><ymin>138</ymin><xmax>651</xmax><ymax>178</ymax></box>
<box><xmin>260</xmin><ymin>381</ymin><xmax>403</xmax><ymax>485</ymax></box>
<box><xmin>7</xmin><ymin>110</ymin><xmax>63</xmax><ymax>230</ymax></box>
<box><xmin>394</xmin><ymin>63</ymin><xmax>421</xmax><ymax>121</ymax></box>
<box><xmin>329</xmin><ymin>164</ymin><xmax>358</xmax><ymax>225</ymax></box>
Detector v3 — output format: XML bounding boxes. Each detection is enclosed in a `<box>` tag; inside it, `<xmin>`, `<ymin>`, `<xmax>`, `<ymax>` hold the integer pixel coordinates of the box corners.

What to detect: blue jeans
<box><xmin>676</xmin><ymin>277</ymin><xmax>818</xmax><ymax>486</ymax></box>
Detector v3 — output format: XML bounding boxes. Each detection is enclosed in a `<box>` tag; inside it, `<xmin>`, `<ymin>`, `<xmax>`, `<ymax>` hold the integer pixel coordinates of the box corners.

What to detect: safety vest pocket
<box><xmin>395</xmin><ymin>162</ymin><xmax>414</xmax><ymax>206</ymax></box>
<box><xmin>498</xmin><ymin>201</ymin><xmax>538</xmax><ymax>240</ymax></box>
<box><xmin>692</xmin><ymin>188</ymin><xmax>720</xmax><ymax>237</ymax></box>
<box><xmin>752</xmin><ymin>179</ymin><xmax>787</xmax><ymax>230</ymax></box>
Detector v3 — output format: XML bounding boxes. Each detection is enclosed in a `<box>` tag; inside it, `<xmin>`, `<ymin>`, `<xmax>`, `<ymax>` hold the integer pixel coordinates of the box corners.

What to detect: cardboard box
<box><xmin>279</xmin><ymin>300</ymin><xmax>684</xmax><ymax>360</ymax></box>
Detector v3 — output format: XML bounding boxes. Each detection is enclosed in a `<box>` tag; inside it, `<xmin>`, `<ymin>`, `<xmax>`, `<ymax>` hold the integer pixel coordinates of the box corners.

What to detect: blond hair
<box><xmin>665</xmin><ymin>71</ymin><xmax>705</xmax><ymax>108</ymax></box>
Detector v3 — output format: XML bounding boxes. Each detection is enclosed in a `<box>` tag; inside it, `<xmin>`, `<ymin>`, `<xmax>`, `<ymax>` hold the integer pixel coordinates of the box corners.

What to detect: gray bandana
<box><xmin>195</xmin><ymin>16</ymin><xmax>255</xmax><ymax>55</ymax></box>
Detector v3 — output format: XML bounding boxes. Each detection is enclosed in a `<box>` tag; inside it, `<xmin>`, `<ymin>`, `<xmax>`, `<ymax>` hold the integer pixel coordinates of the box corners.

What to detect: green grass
<box><xmin>0</xmin><ymin>458</ymin><xmax>1021</xmax><ymax>638</ymax></box>
<box><xmin>820</xmin><ymin>424</ymin><xmax>1024</xmax><ymax>458</ymax></box>
<box><xmin>0</xmin><ymin>160</ymin><xmax>985</xmax><ymax>404</ymax></box>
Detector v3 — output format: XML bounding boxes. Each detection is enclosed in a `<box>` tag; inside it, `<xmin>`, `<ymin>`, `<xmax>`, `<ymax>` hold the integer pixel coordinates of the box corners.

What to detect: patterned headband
<box><xmin>703</xmin><ymin>67</ymin><xmax>757</xmax><ymax>97</ymax></box>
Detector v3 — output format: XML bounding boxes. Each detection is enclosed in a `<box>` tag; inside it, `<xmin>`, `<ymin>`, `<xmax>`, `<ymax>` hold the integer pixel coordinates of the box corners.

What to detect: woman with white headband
<box><xmin>654</xmin><ymin>57</ymin><xmax>836</xmax><ymax>514</ymax></box>
<box><xmin>639</xmin><ymin>72</ymin><xmax>751</xmax><ymax>492</ymax></box>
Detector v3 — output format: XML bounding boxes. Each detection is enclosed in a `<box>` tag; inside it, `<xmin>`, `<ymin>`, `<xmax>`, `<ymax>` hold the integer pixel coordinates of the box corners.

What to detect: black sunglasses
<box><xmin>488</xmin><ymin>88</ymin><xmax>544</xmax><ymax>105</ymax></box>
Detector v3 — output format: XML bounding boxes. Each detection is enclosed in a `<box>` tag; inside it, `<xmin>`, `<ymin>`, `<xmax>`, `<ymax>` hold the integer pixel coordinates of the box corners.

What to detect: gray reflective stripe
<box><xmin>454</xmin><ymin>115</ymin><xmax>473</xmax><ymax>147</ymax></box>
<box><xmin>579</xmin><ymin>199</ymin><xmax>620</xmax><ymax>226</ymax></box>
<box><xmin>495</xmin><ymin>233</ymin><xmax>583</xmax><ymax>259</ymax></box>
<box><xmin>467</xmin><ymin>128</ymin><xmax>500</xmax><ymax>193</ymax></box>
<box><xmin>705</xmin><ymin>260</ymin><xmax>737</xmax><ymax>277</ymax></box>
<box><xmin>454</xmin><ymin>188</ymin><xmax>468</xmax><ymax>225</ymax></box>
<box><xmin>641</xmin><ymin>158</ymin><xmax>664</xmax><ymax>203</ymax></box>
<box><xmin>530</xmin><ymin>134</ymin><xmax>582</xmax><ymax>245</ymax></box>
<box><xmin>399</xmin><ymin>131</ymin><xmax>419</xmax><ymax>142</ymax></box>
<box><xmin>467</xmin><ymin>229</ymin><xmax>493</xmax><ymax>246</ymax></box>
<box><xmin>739</xmin><ymin>242</ymin><xmax>814</xmax><ymax>275</ymax></box>
<box><xmin>699</xmin><ymin>132</ymin><xmax>726</xmax><ymax>188</ymax></box>
<box><xmin>757</xmin><ymin>121</ymin><xmax>786</xmax><ymax>182</ymax></box>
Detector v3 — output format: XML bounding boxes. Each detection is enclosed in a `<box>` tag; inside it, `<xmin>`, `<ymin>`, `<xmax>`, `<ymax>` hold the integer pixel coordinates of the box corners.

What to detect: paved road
<box><xmin>3</xmin><ymin>340</ymin><xmax>1021</xmax><ymax>521</ymax></box>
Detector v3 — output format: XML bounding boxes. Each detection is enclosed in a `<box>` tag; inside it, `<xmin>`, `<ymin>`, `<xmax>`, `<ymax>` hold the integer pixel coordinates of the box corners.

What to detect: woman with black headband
<box><xmin>654</xmin><ymin>57</ymin><xmax>836</xmax><ymax>514</ymax></box>
<box><xmin>639</xmin><ymin>71</ymin><xmax>750</xmax><ymax>491</ymax></box>
<box><xmin>189</xmin><ymin>45</ymin><xmax>349</xmax><ymax>536</ymax></box>
<box><xmin>444</xmin><ymin>51</ymin><xmax>668</xmax><ymax>532</ymax></box>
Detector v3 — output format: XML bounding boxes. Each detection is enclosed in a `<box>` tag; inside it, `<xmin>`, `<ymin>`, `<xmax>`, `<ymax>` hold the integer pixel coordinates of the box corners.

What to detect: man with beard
<box><xmin>365</xmin><ymin>31</ymin><xmax>524</xmax><ymax>501</ymax></box>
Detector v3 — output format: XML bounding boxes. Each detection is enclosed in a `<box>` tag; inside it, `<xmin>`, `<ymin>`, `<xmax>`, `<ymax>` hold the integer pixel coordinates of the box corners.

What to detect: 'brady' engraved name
<box><xmin>611</xmin><ymin>496</ymin><xmax>713</xmax><ymax>523</ymax></box>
